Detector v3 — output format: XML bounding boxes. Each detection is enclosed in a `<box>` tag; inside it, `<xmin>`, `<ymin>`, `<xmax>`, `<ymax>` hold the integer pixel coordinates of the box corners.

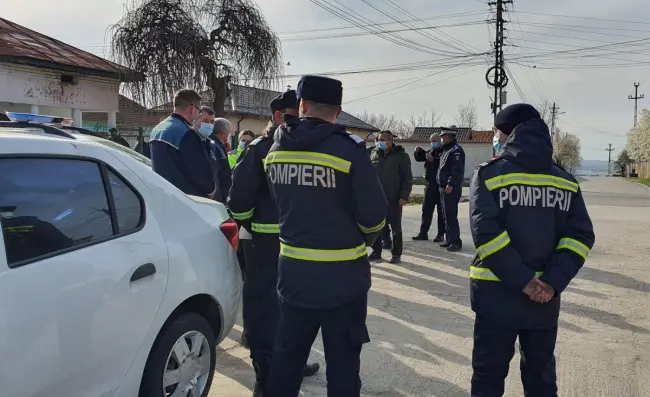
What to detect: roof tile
<box><xmin>396</xmin><ymin>127</ymin><xmax>492</xmax><ymax>144</ymax></box>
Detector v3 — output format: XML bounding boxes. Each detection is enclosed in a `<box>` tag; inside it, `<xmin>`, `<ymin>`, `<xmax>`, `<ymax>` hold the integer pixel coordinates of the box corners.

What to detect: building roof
<box><xmin>397</xmin><ymin>127</ymin><xmax>492</xmax><ymax>144</ymax></box>
<box><xmin>0</xmin><ymin>17</ymin><xmax>139</xmax><ymax>81</ymax></box>
<box><xmin>150</xmin><ymin>84</ymin><xmax>380</xmax><ymax>132</ymax></box>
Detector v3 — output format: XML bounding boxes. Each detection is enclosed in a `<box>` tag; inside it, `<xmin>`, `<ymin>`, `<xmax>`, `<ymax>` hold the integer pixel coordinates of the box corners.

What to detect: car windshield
<box><xmin>95</xmin><ymin>139</ymin><xmax>152</xmax><ymax>167</ymax></box>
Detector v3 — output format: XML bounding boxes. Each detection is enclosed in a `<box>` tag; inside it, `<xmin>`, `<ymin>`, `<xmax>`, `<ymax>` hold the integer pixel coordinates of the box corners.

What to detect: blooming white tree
<box><xmin>553</xmin><ymin>128</ymin><xmax>582</xmax><ymax>173</ymax></box>
<box><xmin>627</xmin><ymin>109</ymin><xmax>650</xmax><ymax>161</ymax></box>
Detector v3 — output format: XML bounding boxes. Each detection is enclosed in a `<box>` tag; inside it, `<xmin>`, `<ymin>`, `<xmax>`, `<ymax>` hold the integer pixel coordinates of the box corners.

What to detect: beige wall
<box><xmin>226</xmin><ymin>115</ymin><xmax>376</xmax><ymax>139</ymax></box>
<box><xmin>400</xmin><ymin>142</ymin><xmax>493</xmax><ymax>180</ymax></box>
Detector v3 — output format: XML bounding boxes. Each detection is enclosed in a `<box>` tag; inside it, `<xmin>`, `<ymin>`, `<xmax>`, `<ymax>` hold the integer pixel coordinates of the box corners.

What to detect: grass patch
<box><xmin>637</xmin><ymin>178</ymin><xmax>650</xmax><ymax>186</ymax></box>
<box><xmin>408</xmin><ymin>193</ymin><xmax>425</xmax><ymax>205</ymax></box>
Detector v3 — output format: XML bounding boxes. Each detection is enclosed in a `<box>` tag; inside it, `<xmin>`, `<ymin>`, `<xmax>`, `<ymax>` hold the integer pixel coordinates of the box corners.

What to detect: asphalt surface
<box><xmin>210</xmin><ymin>176</ymin><xmax>650</xmax><ymax>396</ymax></box>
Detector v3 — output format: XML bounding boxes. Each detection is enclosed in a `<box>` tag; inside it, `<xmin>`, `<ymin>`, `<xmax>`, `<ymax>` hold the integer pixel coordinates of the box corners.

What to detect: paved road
<box><xmin>210</xmin><ymin>176</ymin><xmax>650</xmax><ymax>396</ymax></box>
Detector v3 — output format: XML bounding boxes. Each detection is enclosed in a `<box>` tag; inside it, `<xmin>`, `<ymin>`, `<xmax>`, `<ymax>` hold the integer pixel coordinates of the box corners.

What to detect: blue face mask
<box><xmin>377</xmin><ymin>141</ymin><xmax>387</xmax><ymax>150</ymax></box>
<box><xmin>431</xmin><ymin>142</ymin><xmax>440</xmax><ymax>149</ymax></box>
<box><xmin>239</xmin><ymin>141</ymin><xmax>248</xmax><ymax>150</ymax></box>
<box><xmin>198</xmin><ymin>122</ymin><xmax>213</xmax><ymax>138</ymax></box>
<box><xmin>493</xmin><ymin>129</ymin><xmax>504</xmax><ymax>153</ymax></box>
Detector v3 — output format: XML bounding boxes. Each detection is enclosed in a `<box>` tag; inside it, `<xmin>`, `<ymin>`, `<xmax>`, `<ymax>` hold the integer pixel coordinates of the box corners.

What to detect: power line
<box><xmin>628</xmin><ymin>82</ymin><xmax>644</xmax><ymax>127</ymax></box>
<box><xmin>516</xmin><ymin>11</ymin><xmax>650</xmax><ymax>26</ymax></box>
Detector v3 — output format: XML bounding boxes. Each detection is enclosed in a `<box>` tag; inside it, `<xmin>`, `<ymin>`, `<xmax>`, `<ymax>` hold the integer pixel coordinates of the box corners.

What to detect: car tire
<box><xmin>139</xmin><ymin>313</ymin><xmax>216</xmax><ymax>397</ymax></box>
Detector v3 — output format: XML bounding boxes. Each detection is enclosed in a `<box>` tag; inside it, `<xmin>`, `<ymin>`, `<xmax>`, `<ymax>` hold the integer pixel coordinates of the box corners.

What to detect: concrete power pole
<box><xmin>550</xmin><ymin>102</ymin><xmax>560</xmax><ymax>141</ymax></box>
<box><xmin>606</xmin><ymin>144</ymin><xmax>615</xmax><ymax>175</ymax></box>
<box><xmin>487</xmin><ymin>0</ymin><xmax>512</xmax><ymax>120</ymax></box>
<box><xmin>628</xmin><ymin>82</ymin><xmax>644</xmax><ymax>127</ymax></box>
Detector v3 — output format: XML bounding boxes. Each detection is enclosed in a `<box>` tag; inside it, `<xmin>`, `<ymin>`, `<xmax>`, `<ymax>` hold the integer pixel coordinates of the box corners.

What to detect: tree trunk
<box><xmin>207</xmin><ymin>74</ymin><xmax>231</xmax><ymax>118</ymax></box>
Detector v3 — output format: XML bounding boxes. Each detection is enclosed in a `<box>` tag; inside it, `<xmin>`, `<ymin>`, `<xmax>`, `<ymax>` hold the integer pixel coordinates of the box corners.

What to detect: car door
<box><xmin>0</xmin><ymin>154</ymin><xmax>169</xmax><ymax>397</ymax></box>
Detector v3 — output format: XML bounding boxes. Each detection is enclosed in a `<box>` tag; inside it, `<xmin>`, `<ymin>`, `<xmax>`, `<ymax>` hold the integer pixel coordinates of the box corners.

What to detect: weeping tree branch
<box><xmin>110</xmin><ymin>0</ymin><xmax>282</xmax><ymax>116</ymax></box>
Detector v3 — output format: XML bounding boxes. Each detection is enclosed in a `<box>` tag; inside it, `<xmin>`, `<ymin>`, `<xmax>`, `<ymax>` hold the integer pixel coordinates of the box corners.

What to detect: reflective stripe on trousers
<box><xmin>470</xmin><ymin>266</ymin><xmax>543</xmax><ymax>281</ymax></box>
<box><xmin>280</xmin><ymin>243</ymin><xmax>367</xmax><ymax>262</ymax></box>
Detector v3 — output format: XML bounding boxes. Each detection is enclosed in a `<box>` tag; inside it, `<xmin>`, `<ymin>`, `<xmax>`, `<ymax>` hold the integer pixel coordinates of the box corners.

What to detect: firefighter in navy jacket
<box><xmin>263</xmin><ymin>76</ymin><xmax>387</xmax><ymax>397</ymax></box>
<box><xmin>469</xmin><ymin>103</ymin><xmax>595</xmax><ymax>397</ymax></box>
<box><xmin>437</xmin><ymin>127</ymin><xmax>466</xmax><ymax>251</ymax></box>
<box><xmin>227</xmin><ymin>90</ymin><xmax>320</xmax><ymax>395</ymax></box>
<box><xmin>150</xmin><ymin>89</ymin><xmax>216</xmax><ymax>199</ymax></box>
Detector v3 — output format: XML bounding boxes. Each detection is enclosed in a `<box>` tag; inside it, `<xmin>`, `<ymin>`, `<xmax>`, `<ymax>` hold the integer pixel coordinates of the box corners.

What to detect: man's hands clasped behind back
<box><xmin>523</xmin><ymin>277</ymin><xmax>555</xmax><ymax>303</ymax></box>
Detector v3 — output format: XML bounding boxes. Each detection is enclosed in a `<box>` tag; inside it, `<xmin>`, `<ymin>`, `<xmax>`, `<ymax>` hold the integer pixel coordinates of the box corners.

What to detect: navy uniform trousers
<box><xmin>472</xmin><ymin>315</ymin><xmax>558</xmax><ymax>397</ymax></box>
<box><xmin>241</xmin><ymin>236</ymin><xmax>281</xmax><ymax>384</ymax></box>
<box><xmin>265</xmin><ymin>296</ymin><xmax>370</xmax><ymax>397</ymax></box>
<box><xmin>420</xmin><ymin>182</ymin><xmax>445</xmax><ymax>237</ymax></box>
<box><xmin>440</xmin><ymin>187</ymin><xmax>462</xmax><ymax>245</ymax></box>
<box><xmin>371</xmin><ymin>203</ymin><xmax>403</xmax><ymax>256</ymax></box>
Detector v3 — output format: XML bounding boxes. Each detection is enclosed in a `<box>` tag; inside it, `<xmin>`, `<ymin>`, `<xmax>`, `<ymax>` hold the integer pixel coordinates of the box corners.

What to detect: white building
<box><xmin>0</xmin><ymin>17</ymin><xmax>138</xmax><ymax>127</ymax></box>
<box><xmin>395</xmin><ymin>127</ymin><xmax>494</xmax><ymax>181</ymax></box>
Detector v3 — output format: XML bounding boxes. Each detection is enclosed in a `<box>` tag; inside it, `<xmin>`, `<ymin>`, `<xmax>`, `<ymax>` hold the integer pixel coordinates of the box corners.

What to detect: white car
<box><xmin>0</xmin><ymin>117</ymin><xmax>242</xmax><ymax>397</ymax></box>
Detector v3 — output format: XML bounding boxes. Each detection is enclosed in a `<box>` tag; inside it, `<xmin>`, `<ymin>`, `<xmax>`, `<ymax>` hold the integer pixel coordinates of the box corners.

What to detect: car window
<box><xmin>96</xmin><ymin>139</ymin><xmax>152</xmax><ymax>167</ymax></box>
<box><xmin>107</xmin><ymin>170</ymin><xmax>143</xmax><ymax>233</ymax></box>
<box><xmin>0</xmin><ymin>158</ymin><xmax>113</xmax><ymax>266</ymax></box>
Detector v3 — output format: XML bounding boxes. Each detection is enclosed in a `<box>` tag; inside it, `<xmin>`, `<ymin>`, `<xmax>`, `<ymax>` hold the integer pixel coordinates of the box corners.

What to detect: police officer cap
<box><xmin>270</xmin><ymin>90</ymin><xmax>298</xmax><ymax>112</ymax></box>
<box><xmin>440</xmin><ymin>126</ymin><xmax>458</xmax><ymax>137</ymax></box>
<box><xmin>494</xmin><ymin>103</ymin><xmax>541</xmax><ymax>135</ymax></box>
<box><xmin>297</xmin><ymin>75</ymin><xmax>343</xmax><ymax>106</ymax></box>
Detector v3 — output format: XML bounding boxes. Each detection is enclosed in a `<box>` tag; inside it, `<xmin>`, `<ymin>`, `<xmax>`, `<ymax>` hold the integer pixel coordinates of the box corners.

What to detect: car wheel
<box><xmin>139</xmin><ymin>313</ymin><xmax>216</xmax><ymax>397</ymax></box>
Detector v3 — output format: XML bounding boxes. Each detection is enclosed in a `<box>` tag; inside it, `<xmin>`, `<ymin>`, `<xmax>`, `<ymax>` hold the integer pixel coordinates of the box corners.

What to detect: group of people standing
<box><xmin>146</xmin><ymin>81</ymin><xmax>595</xmax><ymax>397</ymax></box>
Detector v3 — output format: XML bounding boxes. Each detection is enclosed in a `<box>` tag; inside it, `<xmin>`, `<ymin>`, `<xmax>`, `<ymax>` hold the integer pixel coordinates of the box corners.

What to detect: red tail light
<box><xmin>220</xmin><ymin>218</ymin><xmax>239</xmax><ymax>252</ymax></box>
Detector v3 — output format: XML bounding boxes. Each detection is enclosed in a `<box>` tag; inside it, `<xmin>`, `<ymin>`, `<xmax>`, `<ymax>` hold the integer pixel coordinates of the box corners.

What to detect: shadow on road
<box><xmin>577</xmin><ymin>267</ymin><xmax>650</xmax><ymax>293</ymax></box>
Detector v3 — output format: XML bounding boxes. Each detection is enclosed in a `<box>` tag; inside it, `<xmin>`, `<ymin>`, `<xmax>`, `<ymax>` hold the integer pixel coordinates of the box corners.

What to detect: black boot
<box><xmin>433</xmin><ymin>234</ymin><xmax>444</xmax><ymax>242</ymax></box>
<box><xmin>240</xmin><ymin>330</ymin><xmax>249</xmax><ymax>349</ymax></box>
<box><xmin>440</xmin><ymin>242</ymin><xmax>451</xmax><ymax>248</ymax></box>
<box><xmin>447</xmin><ymin>243</ymin><xmax>462</xmax><ymax>252</ymax></box>
<box><xmin>412</xmin><ymin>233</ymin><xmax>428</xmax><ymax>241</ymax></box>
<box><xmin>303</xmin><ymin>362</ymin><xmax>320</xmax><ymax>377</ymax></box>
<box><xmin>368</xmin><ymin>251</ymin><xmax>382</xmax><ymax>262</ymax></box>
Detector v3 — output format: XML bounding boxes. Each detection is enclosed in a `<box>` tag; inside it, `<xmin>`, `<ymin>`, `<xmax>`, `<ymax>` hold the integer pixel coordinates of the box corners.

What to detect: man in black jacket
<box><xmin>469</xmin><ymin>103</ymin><xmax>595</xmax><ymax>397</ymax></box>
<box><xmin>412</xmin><ymin>132</ymin><xmax>445</xmax><ymax>242</ymax></box>
<box><xmin>368</xmin><ymin>131</ymin><xmax>413</xmax><ymax>264</ymax></box>
<box><xmin>437</xmin><ymin>127</ymin><xmax>465</xmax><ymax>252</ymax></box>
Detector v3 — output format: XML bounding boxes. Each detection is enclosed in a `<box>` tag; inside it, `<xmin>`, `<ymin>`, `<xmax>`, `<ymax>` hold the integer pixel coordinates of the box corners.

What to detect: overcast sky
<box><xmin>5</xmin><ymin>0</ymin><xmax>650</xmax><ymax>160</ymax></box>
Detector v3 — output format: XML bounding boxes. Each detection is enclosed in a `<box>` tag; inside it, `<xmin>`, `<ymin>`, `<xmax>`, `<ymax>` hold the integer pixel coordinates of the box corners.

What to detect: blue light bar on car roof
<box><xmin>5</xmin><ymin>112</ymin><xmax>74</xmax><ymax>126</ymax></box>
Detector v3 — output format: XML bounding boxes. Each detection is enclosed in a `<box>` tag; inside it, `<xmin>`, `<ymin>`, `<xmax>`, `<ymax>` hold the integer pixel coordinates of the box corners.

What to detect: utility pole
<box><xmin>628</xmin><ymin>82</ymin><xmax>644</xmax><ymax>127</ymax></box>
<box><xmin>550</xmin><ymin>102</ymin><xmax>560</xmax><ymax>141</ymax></box>
<box><xmin>487</xmin><ymin>0</ymin><xmax>512</xmax><ymax>120</ymax></box>
<box><xmin>606</xmin><ymin>144</ymin><xmax>615</xmax><ymax>175</ymax></box>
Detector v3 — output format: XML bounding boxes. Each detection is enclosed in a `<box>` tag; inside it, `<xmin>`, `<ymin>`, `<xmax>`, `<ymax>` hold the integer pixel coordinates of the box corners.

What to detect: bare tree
<box><xmin>110</xmin><ymin>0</ymin><xmax>282</xmax><ymax>116</ymax></box>
<box><xmin>536</xmin><ymin>100</ymin><xmax>553</xmax><ymax>126</ymax></box>
<box><xmin>553</xmin><ymin>127</ymin><xmax>582</xmax><ymax>173</ymax></box>
<box><xmin>454</xmin><ymin>99</ymin><xmax>478</xmax><ymax>129</ymax></box>
<box><xmin>355</xmin><ymin>109</ymin><xmax>441</xmax><ymax>139</ymax></box>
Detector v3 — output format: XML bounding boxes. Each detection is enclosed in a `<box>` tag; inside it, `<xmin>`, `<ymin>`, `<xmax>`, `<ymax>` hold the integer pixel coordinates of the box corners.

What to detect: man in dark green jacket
<box><xmin>368</xmin><ymin>130</ymin><xmax>413</xmax><ymax>263</ymax></box>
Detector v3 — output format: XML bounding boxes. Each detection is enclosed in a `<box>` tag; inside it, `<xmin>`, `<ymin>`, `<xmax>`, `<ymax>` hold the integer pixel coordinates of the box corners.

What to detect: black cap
<box><xmin>494</xmin><ymin>103</ymin><xmax>541</xmax><ymax>135</ymax></box>
<box><xmin>269</xmin><ymin>90</ymin><xmax>298</xmax><ymax>112</ymax></box>
<box><xmin>297</xmin><ymin>75</ymin><xmax>343</xmax><ymax>106</ymax></box>
<box><xmin>440</xmin><ymin>126</ymin><xmax>458</xmax><ymax>137</ymax></box>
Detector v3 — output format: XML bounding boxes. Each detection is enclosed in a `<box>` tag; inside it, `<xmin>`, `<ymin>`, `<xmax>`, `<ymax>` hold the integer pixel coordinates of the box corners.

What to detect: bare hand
<box><xmin>426</xmin><ymin>153</ymin><xmax>434</xmax><ymax>162</ymax></box>
<box><xmin>399</xmin><ymin>199</ymin><xmax>407</xmax><ymax>207</ymax></box>
<box><xmin>445</xmin><ymin>185</ymin><xmax>453</xmax><ymax>194</ymax></box>
<box><xmin>523</xmin><ymin>278</ymin><xmax>554</xmax><ymax>303</ymax></box>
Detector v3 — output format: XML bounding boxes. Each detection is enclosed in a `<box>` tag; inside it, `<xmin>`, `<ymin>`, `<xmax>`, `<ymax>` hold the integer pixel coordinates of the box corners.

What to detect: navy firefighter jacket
<box><xmin>228</xmin><ymin>126</ymin><xmax>279</xmax><ymax>238</ymax></box>
<box><xmin>265</xmin><ymin>116</ymin><xmax>388</xmax><ymax>309</ymax></box>
<box><xmin>469</xmin><ymin>118</ymin><xmax>595</xmax><ymax>329</ymax></box>
<box><xmin>437</xmin><ymin>139</ymin><xmax>465</xmax><ymax>188</ymax></box>
<box><xmin>150</xmin><ymin>113</ymin><xmax>216</xmax><ymax>199</ymax></box>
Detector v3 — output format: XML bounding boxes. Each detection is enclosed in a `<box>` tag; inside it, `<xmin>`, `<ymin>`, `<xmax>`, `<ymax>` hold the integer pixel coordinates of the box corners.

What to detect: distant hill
<box><xmin>580</xmin><ymin>159</ymin><xmax>610</xmax><ymax>172</ymax></box>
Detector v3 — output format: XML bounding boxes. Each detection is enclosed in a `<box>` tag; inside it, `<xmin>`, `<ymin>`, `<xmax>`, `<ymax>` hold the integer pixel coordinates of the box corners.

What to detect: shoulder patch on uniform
<box><xmin>476</xmin><ymin>156</ymin><xmax>501</xmax><ymax>169</ymax></box>
<box><xmin>347</xmin><ymin>133</ymin><xmax>367</xmax><ymax>146</ymax></box>
<box><xmin>249</xmin><ymin>136</ymin><xmax>265</xmax><ymax>146</ymax></box>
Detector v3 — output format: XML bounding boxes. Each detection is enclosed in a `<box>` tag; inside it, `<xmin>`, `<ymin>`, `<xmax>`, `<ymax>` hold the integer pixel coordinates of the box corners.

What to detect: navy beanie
<box><xmin>494</xmin><ymin>103</ymin><xmax>541</xmax><ymax>135</ymax></box>
<box><xmin>269</xmin><ymin>90</ymin><xmax>298</xmax><ymax>112</ymax></box>
<box><xmin>297</xmin><ymin>75</ymin><xmax>343</xmax><ymax>106</ymax></box>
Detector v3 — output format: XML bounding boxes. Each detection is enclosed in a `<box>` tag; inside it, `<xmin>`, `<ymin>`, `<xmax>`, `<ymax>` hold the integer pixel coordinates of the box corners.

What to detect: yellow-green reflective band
<box><xmin>358</xmin><ymin>219</ymin><xmax>386</xmax><ymax>234</ymax></box>
<box><xmin>556</xmin><ymin>237</ymin><xmax>590</xmax><ymax>260</ymax></box>
<box><xmin>470</xmin><ymin>266</ymin><xmax>543</xmax><ymax>281</ymax></box>
<box><xmin>265</xmin><ymin>151</ymin><xmax>351</xmax><ymax>174</ymax></box>
<box><xmin>485</xmin><ymin>173</ymin><xmax>579</xmax><ymax>193</ymax></box>
<box><xmin>251</xmin><ymin>223</ymin><xmax>280</xmax><ymax>234</ymax></box>
<box><xmin>476</xmin><ymin>231</ymin><xmax>510</xmax><ymax>260</ymax></box>
<box><xmin>280</xmin><ymin>243</ymin><xmax>367</xmax><ymax>262</ymax></box>
<box><xmin>231</xmin><ymin>208</ymin><xmax>255</xmax><ymax>220</ymax></box>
